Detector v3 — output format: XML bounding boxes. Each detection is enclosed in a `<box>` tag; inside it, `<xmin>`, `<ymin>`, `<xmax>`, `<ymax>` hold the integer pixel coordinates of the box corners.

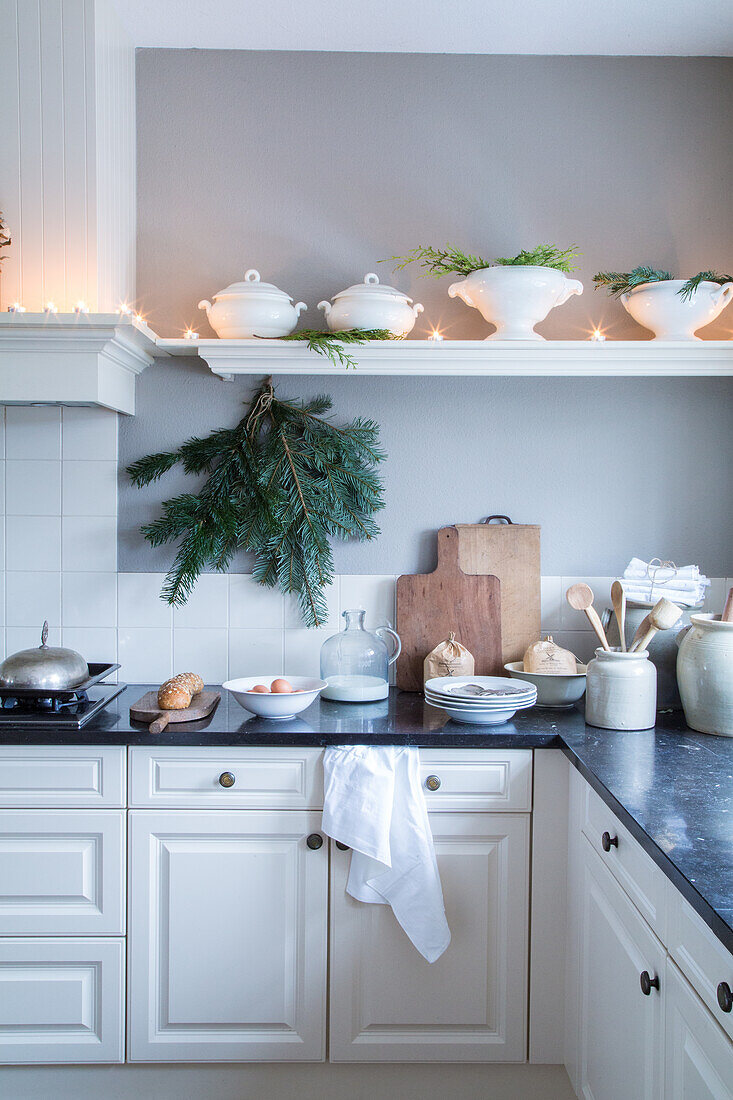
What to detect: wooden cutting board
<box><xmin>396</xmin><ymin>526</ymin><xmax>502</xmax><ymax>691</ymax></box>
<box><xmin>130</xmin><ymin>691</ymin><xmax>221</xmax><ymax>734</ymax></box>
<box><xmin>455</xmin><ymin>516</ymin><xmax>540</xmax><ymax>664</ymax></box>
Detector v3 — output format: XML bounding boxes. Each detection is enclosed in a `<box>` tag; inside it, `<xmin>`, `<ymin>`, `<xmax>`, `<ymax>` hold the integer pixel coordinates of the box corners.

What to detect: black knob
<box><xmin>602</xmin><ymin>831</ymin><xmax>619</xmax><ymax>852</ymax></box>
<box><xmin>218</xmin><ymin>771</ymin><xmax>235</xmax><ymax>788</ymax></box>
<box><xmin>717</xmin><ymin>981</ymin><xmax>733</xmax><ymax>1013</ymax></box>
<box><xmin>640</xmin><ymin>971</ymin><xmax>660</xmax><ymax>996</ymax></box>
<box><xmin>335</xmin><ymin>841</ymin><xmax>350</xmax><ymax>851</ymax></box>
<box><xmin>306</xmin><ymin>833</ymin><xmax>323</xmax><ymax>850</ymax></box>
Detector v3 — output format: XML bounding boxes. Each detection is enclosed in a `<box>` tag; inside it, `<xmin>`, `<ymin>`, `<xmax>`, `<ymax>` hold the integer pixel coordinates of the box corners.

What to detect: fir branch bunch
<box><xmin>593</xmin><ymin>266</ymin><xmax>733</xmax><ymax>300</ymax></box>
<box><xmin>678</xmin><ymin>271</ymin><xmax>733</xmax><ymax>302</ymax></box>
<box><xmin>276</xmin><ymin>328</ymin><xmax>395</xmax><ymax>369</ymax></box>
<box><xmin>127</xmin><ymin>378</ymin><xmax>385</xmax><ymax>627</ymax></box>
<box><xmin>385</xmin><ymin>242</ymin><xmax>579</xmax><ymax>277</ymax></box>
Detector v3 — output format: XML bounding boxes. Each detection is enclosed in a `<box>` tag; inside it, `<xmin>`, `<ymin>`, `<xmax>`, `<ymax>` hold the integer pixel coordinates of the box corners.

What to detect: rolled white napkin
<box><xmin>620</xmin><ymin>558</ymin><xmax>710</xmax><ymax>607</ymax></box>
<box><xmin>322</xmin><ymin>745</ymin><xmax>451</xmax><ymax>963</ymax></box>
<box><xmin>624</xmin><ymin>557</ymin><xmax>703</xmax><ymax>583</ymax></box>
<box><xmin>621</xmin><ymin>582</ymin><xmax>706</xmax><ymax>608</ymax></box>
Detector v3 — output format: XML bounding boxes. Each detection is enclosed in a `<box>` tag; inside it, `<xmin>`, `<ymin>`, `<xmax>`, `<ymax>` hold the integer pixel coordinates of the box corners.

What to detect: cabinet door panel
<box><xmin>665</xmin><ymin>959</ymin><xmax>733</xmax><ymax>1100</ymax></box>
<box><xmin>128</xmin><ymin>810</ymin><xmax>327</xmax><ymax>1062</ymax></box>
<box><xmin>0</xmin><ymin>937</ymin><xmax>124</xmax><ymax>1063</ymax></box>
<box><xmin>579</xmin><ymin>838</ymin><xmax>665</xmax><ymax>1100</ymax></box>
<box><xmin>329</xmin><ymin>812</ymin><xmax>529</xmax><ymax>1062</ymax></box>
<box><xmin>0</xmin><ymin>747</ymin><xmax>125</xmax><ymax>808</ymax></box>
<box><xmin>0</xmin><ymin>810</ymin><xmax>125</xmax><ymax>934</ymax></box>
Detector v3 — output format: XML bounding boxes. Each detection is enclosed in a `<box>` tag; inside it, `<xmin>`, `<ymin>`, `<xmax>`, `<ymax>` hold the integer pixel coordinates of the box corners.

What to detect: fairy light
<box><xmin>44</xmin><ymin>301</ymin><xmax>58</xmax><ymax>314</ymax></box>
<box><xmin>590</xmin><ymin>328</ymin><xmax>606</xmax><ymax>342</ymax></box>
<box><xmin>184</xmin><ymin>327</ymin><xmax>199</xmax><ymax>340</ymax></box>
<box><xmin>117</xmin><ymin>302</ymin><xmax>133</xmax><ymax>316</ymax></box>
<box><xmin>134</xmin><ymin>312</ymin><xmax>145</xmax><ymax>324</ymax></box>
<box><xmin>7</xmin><ymin>302</ymin><xmax>26</xmax><ymax>313</ymax></box>
<box><xmin>428</xmin><ymin>329</ymin><xmax>444</xmax><ymax>342</ymax></box>
<box><xmin>74</xmin><ymin>300</ymin><xmax>89</xmax><ymax>314</ymax></box>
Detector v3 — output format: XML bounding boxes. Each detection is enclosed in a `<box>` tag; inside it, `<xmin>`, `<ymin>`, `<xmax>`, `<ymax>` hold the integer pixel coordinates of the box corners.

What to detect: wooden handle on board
<box><xmin>434</xmin><ymin>526</ymin><xmax>461</xmax><ymax>573</ymax></box>
<box><xmin>149</xmin><ymin>712</ymin><xmax>171</xmax><ymax>735</ymax></box>
<box><xmin>722</xmin><ymin>587</ymin><xmax>733</xmax><ymax>623</ymax></box>
<box><xmin>585</xmin><ymin>605</ymin><xmax>611</xmax><ymax>651</ymax></box>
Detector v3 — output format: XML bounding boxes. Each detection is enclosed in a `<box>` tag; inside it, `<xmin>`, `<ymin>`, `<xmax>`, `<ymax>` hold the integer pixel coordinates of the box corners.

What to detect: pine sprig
<box><xmin>679</xmin><ymin>271</ymin><xmax>733</xmax><ymax>302</ymax></box>
<box><xmin>386</xmin><ymin>242</ymin><xmax>579</xmax><ymax>277</ymax></box>
<box><xmin>592</xmin><ymin>267</ymin><xmax>674</xmax><ymax>297</ymax></box>
<box><xmin>127</xmin><ymin>378</ymin><xmax>385</xmax><ymax>627</ymax></box>
<box><xmin>275</xmin><ymin>328</ymin><xmax>394</xmax><ymax>370</ymax></box>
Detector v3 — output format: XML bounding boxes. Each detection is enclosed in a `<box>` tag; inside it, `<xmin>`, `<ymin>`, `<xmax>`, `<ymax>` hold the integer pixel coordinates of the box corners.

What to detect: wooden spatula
<box><xmin>566</xmin><ymin>583</ymin><xmax>610</xmax><ymax>651</ymax></box>
<box><xmin>630</xmin><ymin>598</ymin><xmax>682</xmax><ymax>652</ymax></box>
<box><xmin>611</xmin><ymin>581</ymin><xmax>627</xmax><ymax>651</ymax></box>
<box><xmin>722</xmin><ymin>587</ymin><xmax>733</xmax><ymax>622</ymax></box>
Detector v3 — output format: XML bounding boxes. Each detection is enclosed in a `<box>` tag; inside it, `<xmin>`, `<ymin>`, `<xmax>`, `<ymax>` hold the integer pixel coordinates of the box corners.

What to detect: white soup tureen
<box><xmin>198</xmin><ymin>269</ymin><xmax>306</xmax><ymax>338</ymax></box>
<box><xmin>318</xmin><ymin>273</ymin><xmax>423</xmax><ymax>337</ymax></box>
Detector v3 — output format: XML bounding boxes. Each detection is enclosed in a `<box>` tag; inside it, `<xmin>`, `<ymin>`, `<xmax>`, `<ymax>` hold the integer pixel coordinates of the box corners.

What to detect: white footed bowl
<box><xmin>621</xmin><ymin>279</ymin><xmax>733</xmax><ymax>340</ymax></box>
<box><xmin>224</xmin><ymin>676</ymin><xmax>326</xmax><ymax>719</ymax></box>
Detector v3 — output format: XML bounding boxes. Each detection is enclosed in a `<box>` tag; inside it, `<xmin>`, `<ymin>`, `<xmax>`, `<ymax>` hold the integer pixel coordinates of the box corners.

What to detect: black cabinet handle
<box><xmin>717</xmin><ymin>981</ymin><xmax>733</xmax><ymax>1013</ymax></box>
<box><xmin>306</xmin><ymin>833</ymin><xmax>323</xmax><ymax>850</ymax></box>
<box><xmin>602</xmin><ymin>831</ymin><xmax>619</xmax><ymax>852</ymax></box>
<box><xmin>335</xmin><ymin>841</ymin><xmax>350</xmax><ymax>851</ymax></box>
<box><xmin>640</xmin><ymin>971</ymin><xmax>660</xmax><ymax>996</ymax></box>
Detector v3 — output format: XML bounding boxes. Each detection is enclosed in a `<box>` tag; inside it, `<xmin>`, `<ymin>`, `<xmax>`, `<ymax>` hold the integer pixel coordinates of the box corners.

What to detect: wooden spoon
<box><xmin>566</xmin><ymin>583</ymin><xmax>610</xmax><ymax>651</ymax></box>
<box><xmin>611</xmin><ymin>581</ymin><xmax>627</xmax><ymax>651</ymax></box>
<box><xmin>722</xmin><ymin>587</ymin><xmax>733</xmax><ymax>623</ymax></box>
<box><xmin>630</xmin><ymin>597</ymin><xmax>683</xmax><ymax>652</ymax></box>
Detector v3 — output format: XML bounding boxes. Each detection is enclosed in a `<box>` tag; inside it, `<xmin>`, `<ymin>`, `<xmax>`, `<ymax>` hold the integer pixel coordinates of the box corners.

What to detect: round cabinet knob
<box><xmin>306</xmin><ymin>833</ymin><xmax>323</xmax><ymax>850</ymax></box>
<box><xmin>425</xmin><ymin>775</ymin><xmax>441</xmax><ymax>792</ymax></box>
<box><xmin>601</xmin><ymin>831</ymin><xmax>619</xmax><ymax>852</ymax></box>
<box><xmin>717</xmin><ymin>981</ymin><xmax>733</xmax><ymax>1013</ymax></box>
<box><xmin>335</xmin><ymin>841</ymin><xmax>350</xmax><ymax>851</ymax></box>
<box><xmin>218</xmin><ymin>771</ymin><xmax>236</xmax><ymax>788</ymax></box>
<box><xmin>640</xmin><ymin>971</ymin><xmax>660</xmax><ymax>996</ymax></box>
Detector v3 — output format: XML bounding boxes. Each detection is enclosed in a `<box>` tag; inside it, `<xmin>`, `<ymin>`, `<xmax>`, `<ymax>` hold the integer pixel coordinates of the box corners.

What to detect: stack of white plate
<box><xmin>424</xmin><ymin>675</ymin><xmax>537</xmax><ymax>725</ymax></box>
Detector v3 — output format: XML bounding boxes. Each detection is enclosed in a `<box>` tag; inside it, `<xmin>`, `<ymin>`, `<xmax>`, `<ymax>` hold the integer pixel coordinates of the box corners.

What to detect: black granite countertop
<box><xmin>1</xmin><ymin>685</ymin><xmax>731</xmax><ymax>954</ymax></box>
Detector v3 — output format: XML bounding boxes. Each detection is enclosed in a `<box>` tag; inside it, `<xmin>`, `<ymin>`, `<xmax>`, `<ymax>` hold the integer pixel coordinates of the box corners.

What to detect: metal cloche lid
<box><xmin>0</xmin><ymin>621</ymin><xmax>88</xmax><ymax>691</ymax></box>
<box><xmin>330</xmin><ymin>272</ymin><xmax>414</xmax><ymax>302</ymax></box>
<box><xmin>212</xmin><ymin>269</ymin><xmax>295</xmax><ymax>301</ymax></box>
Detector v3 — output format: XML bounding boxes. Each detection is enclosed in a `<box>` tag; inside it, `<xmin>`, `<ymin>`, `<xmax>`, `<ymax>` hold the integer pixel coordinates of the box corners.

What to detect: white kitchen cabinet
<box><xmin>128</xmin><ymin>809</ymin><xmax>328</xmax><ymax>1062</ymax></box>
<box><xmin>328</xmin><ymin>812</ymin><xmax>530</xmax><ymax>1062</ymax></box>
<box><xmin>665</xmin><ymin>959</ymin><xmax>733</xmax><ymax>1100</ymax></box>
<box><xmin>576</xmin><ymin>836</ymin><xmax>665</xmax><ymax>1100</ymax></box>
<box><xmin>0</xmin><ymin>810</ymin><xmax>125</xmax><ymax>935</ymax></box>
<box><xmin>0</xmin><ymin>937</ymin><xmax>124</xmax><ymax>1064</ymax></box>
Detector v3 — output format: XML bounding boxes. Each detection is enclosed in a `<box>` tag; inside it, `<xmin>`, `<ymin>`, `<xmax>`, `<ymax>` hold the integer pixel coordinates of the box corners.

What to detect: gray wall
<box><xmin>123</xmin><ymin>50</ymin><xmax>733</xmax><ymax>576</ymax></box>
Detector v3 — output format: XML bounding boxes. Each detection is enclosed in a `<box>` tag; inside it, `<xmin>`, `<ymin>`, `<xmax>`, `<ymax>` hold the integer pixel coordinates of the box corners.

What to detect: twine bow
<box><xmin>644</xmin><ymin>558</ymin><xmax>679</xmax><ymax>601</ymax></box>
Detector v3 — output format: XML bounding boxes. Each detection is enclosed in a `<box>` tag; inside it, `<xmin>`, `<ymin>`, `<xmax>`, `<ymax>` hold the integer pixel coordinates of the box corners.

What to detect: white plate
<box><xmin>424</xmin><ymin>686</ymin><xmax>536</xmax><ymax>705</ymax></box>
<box><xmin>441</xmin><ymin>706</ymin><xmax>523</xmax><ymax>726</ymax></box>
<box><xmin>425</xmin><ymin>695</ymin><xmax>536</xmax><ymax>714</ymax></box>
<box><xmin>425</xmin><ymin>692</ymin><xmax>535</xmax><ymax>709</ymax></box>
<box><xmin>425</xmin><ymin>675</ymin><xmax>536</xmax><ymax>700</ymax></box>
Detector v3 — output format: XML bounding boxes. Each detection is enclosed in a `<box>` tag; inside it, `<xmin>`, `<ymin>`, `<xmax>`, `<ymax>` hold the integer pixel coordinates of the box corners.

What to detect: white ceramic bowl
<box><xmin>504</xmin><ymin>661</ymin><xmax>587</xmax><ymax>708</ymax></box>
<box><xmin>447</xmin><ymin>265</ymin><xmax>583</xmax><ymax>340</ymax></box>
<box><xmin>620</xmin><ymin>279</ymin><xmax>733</xmax><ymax>341</ymax></box>
<box><xmin>224</xmin><ymin>676</ymin><xmax>326</xmax><ymax>719</ymax></box>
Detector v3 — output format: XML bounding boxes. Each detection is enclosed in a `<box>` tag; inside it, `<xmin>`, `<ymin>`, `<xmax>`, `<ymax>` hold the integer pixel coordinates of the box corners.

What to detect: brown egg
<box><xmin>270</xmin><ymin>678</ymin><xmax>293</xmax><ymax>693</ymax></box>
<box><xmin>250</xmin><ymin>684</ymin><xmax>269</xmax><ymax>693</ymax></box>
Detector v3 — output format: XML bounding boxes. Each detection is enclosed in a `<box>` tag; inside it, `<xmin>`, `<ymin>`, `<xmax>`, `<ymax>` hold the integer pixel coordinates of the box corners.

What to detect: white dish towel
<box><xmin>322</xmin><ymin>745</ymin><xmax>451</xmax><ymax>963</ymax></box>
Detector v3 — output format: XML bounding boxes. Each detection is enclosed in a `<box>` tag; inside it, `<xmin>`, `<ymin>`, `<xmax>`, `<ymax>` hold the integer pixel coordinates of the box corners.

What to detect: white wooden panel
<box><xmin>529</xmin><ymin>749</ymin><xmax>569</xmax><ymax>1063</ymax></box>
<box><xmin>667</xmin><ymin>884</ymin><xmax>733</xmax><ymax>1044</ymax></box>
<box><xmin>0</xmin><ymin>746</ymin><xmax>125</xmax><ymax>807</ymax></box>
<box><xmin>664</xmin><ymin>960</ymin><xmax>733</xmax><ymax>1100</ymax></box>
<box><xmin>0</xmin><ymin>810</ymin><xmax>124</xmax><ymax>935</ymax></box>
<box><xmin>578</xmin><ymin>837</ymin><xmax>665</xmax><ymax>1100</ymax></box>
<box><xmin>129</xmin><ymin>747</ymin><xmax>323</xmax><ymax>808</ymax></box>
<box><xmin>418</xmin><ymin>749</ymin><xmax>532</xmax><ymax>811</ymax></box>
<box><xmin>0</xmin><ymin>0</ymin><xmax>22</xmax><ymax>307</ymax></box>
<box><xmin>581</xmin><ymin>778</ymin><xmax>668</xmax><ymax>942</ymax></box>
<box><xmin>0</xmin><ymin>937</ymin><xmax>124</xmax><ymax>1063</ymax></box>
<box><xmin>563</xmin><ymin>763</ymin><xmax>585</xmax><ymax>1094</ymax></box>
<box><xmin>128</xmin><ymin>810</ymin><xmax>328</xmax><ymax>1061</ymax></box>
<box><xmin>329</xmin><ymin>812</ymin><xmax>530</xmax><ymax>1062</ymax></box>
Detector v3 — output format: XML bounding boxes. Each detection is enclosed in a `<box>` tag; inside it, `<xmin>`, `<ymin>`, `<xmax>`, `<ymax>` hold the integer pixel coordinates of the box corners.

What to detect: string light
<box><xmin>44</xmin><ymin>301</ymin><xmax>58</xmax><ymax>314</ymax></box>
<box><xmin>590</xmin><ymin>328</ymin><xmax>606</xmax><ymax>342</ymax></box>
<box><xmin>7</xmin><ymin>302</ymin><xmax>26</xmax><ymax>313</ymax></box>
<box><xmin>74</xmin><ymin>300</ymin><xmax>89</xmax><ymax>314</ymax></box>
<box><xmin>428</xmin><ymin>329</ymin><xmax>444</xmax><ymax>342</ymax></box>
<box><xmin>183</xmin><ymin>328</ymin><xmax>199</xmax><ymax>340</ymax></box>
<box><xmin>117</xmin><ymin>302</ymin><xmax>133</xmax><ymax>316</ymax></box>
<box><xmin>134</xmin><ymin>312</ymin><xmax>145</xmax><ymax>324</ymax></box>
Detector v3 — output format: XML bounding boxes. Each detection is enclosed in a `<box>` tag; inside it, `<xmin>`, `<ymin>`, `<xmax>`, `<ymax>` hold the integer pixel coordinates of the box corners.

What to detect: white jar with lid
<box><xmin>318</xmin><ymin>273</ymin><xmax>423</xmax><ymax>337</ymax></box>
<box><xmin>198</xmin><ymin>269</ymin><xmax>306</xmax><ymax>338</ymax></box>
<box><xmin>585</xmin><ymin>648</ymin><xmax>657</xmax><ymax>730</ymax></box>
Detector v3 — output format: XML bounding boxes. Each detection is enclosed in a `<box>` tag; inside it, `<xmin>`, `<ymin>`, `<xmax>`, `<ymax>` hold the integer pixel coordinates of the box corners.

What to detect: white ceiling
<box><xmin>111</xmin><ymin>0</ymin><xmax>733</xmax><ymax>55</ymax></box>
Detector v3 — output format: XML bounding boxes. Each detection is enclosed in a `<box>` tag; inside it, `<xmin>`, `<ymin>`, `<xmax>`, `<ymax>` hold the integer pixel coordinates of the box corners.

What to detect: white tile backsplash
<box><xmin>228</xmin><ymin>628</ymin><xmax>283</xmax><ymax>679</ymax></box>
<box><xmin>173</xmin><ymin>627</ymin><xmax>228</xmax><ymax>683</ymax></box>
<box><xmin>6</xmin><ymin>460</ymin><xmax>62</xmax><ymax>515</ymax></box>
<box><xmin>118</xmin><ymin>572</ymin><xmax>172</xmax><ymax>628</ymax></box>
<box><xmin>62</xmin><ymin>572</ymin><xmax>117</xmax><ymax>627</ymax></box>
<box><xmin>62</xmin><ymin>407</ymin><xmax>118</xmax><ymax>461</ymax></box>
<box><xmin>228</xmin><ymin>573</ymin><xmax>283</xmax><ymax>629</ymax></box>
<box><xmin>283</xmin><ymin>628</ymin><xmax>333</xmax><ymax>678</ymax></box>
<box><xmin>62</xmin><ymin>459</ymin><xmax>118</xmax><ymax>516</ymax></box>
<box><xmin>6</xmin><ymin>571</ymin><xmax>61</xmax><ymax>627</ymax></box>
<box><xmin>5</xmin><ymin>407</ymin><xmax>61</xmax><ymax>460</ymax></box>
<box><xmin>173</xmin><ymin>573</ymin><xmax>229</xmax><ymax>629</ymax></box>
<box><xmin>6</xmin><ymin>516</ymin><xmax>62</xmax><ymax>571</ymax></box>
<box><xmin>284</xmin><ymin>578</ymin><xmax>340</xmax><ymax>630</ymax></box>
<box><xmin>118</xmin><ymin>627</ymin><xmax>173</xmax><ymax>682</ymax></box>
<box><xmin>62</xmin><ymin>627</ymin><xmax>117</xmax><ymax>662</ymax></box>
<box><xmin>339</xmin><ymin>574</ymin><xmax>396</xmax><ymax>626</ymax></box>
<box><xmin>62</xmin><ymin>515</ymin><xmax>117</xmax><ymax>571</ymax></box>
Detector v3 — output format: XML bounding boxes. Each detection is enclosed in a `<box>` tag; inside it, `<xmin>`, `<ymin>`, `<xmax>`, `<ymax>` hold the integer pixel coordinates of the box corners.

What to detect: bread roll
<box><xmin>157</xmin><ymin>683</ymin><xmax>193</xmax><ymax>710</ymax></box>
<box><xmin>171</xmin><ymin>672</ymin><xmax>204</xmax><ymax>694</ymax></box>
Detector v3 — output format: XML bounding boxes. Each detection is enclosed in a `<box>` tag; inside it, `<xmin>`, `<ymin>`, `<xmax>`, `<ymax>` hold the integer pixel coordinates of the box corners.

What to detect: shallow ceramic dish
<box><xmin>425</xmin><ymin>674</ymin><xmax>536</xmax><ymax>699</ymax></box>
<box><xmin>504</xmin><ymin>661</ymin><xmax>587</xmax><ymax>708</ymax></box>
<box><xmin>224</xmin><ymin>676</ymin><xmax>326</xmax><ymax>719</ymax></box>
<box><xmin>437</xmin><ymin>703</ymin><xmax>530</xmax><ymax>726</ymax></box>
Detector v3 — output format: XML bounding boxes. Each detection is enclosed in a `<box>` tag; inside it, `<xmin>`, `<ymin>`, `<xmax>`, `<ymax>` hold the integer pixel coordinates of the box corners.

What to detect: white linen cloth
<box><xmin>322</xmin><ymin>745</ymin><xmax>451</xmax><ymax>963</ymax></box>
<box><xmin>620</xmin><ymin>557</ymin><xmax>710</xmax><ymax>607</ymax></box>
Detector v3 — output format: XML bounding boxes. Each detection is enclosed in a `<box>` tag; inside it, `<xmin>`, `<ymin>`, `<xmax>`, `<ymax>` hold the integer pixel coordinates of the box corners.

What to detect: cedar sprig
<box><xmin>276</xmin><ymin>328</ymin><xmax>395</xmax><ymax>370</ymax></box>
<box><xmin>127</xmin><ymin>378</ymin><xmax>385</xmax><ymax>627</ymax></box>
<box><xmin>593</xmin><ymin>266</ymin><xmax>733</xmax><ymax>300</ymax></box>
<box><xmin>386</xmin><ymin>243</ymin><xmax>579</xmax><ymax>277</ymax></box>
<box><xmin>494</xmin><ymin>244</ymin><xmax>580</xmax><ymax>272</ymax></box>
<box><xmin>678</xmin><ymin>271</ymin><xmax>733</xmax><ymax>302</ymax></box>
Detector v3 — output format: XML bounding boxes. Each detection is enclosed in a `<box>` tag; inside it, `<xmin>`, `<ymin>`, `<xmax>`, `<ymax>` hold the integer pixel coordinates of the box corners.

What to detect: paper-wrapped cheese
<box><xmin>523</xmin><ymin>635</ymin><xmax>578</xmax><ymax>674</ymax></box>
<box><xmin>424</xmin><ymin>632</ymin><xmax>474</xmax><ymax>685</ymax></box>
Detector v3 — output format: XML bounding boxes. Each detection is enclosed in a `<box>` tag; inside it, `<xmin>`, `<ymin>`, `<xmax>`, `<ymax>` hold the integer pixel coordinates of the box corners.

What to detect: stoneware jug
<box><xmin>603</xmin><ymin>599</ymin><xmax>701</xmax><ymax>709</ymax></box>
<box><xmin>677</xmin><ymin>614</ymin><xmax>733</xmax><ymax>737</ymax></box>
<box><xmin>585</xmin><ymin>648</ymin><xmax>657</xmax><ymax>731</ymax></box>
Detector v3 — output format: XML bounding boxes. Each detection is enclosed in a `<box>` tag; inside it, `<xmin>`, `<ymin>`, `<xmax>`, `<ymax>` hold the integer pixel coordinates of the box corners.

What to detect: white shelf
<box><xmin>157</xmin><ymin>337</ymin><xmax>733</xmax><ymax>379</ymax></box>
<box><xmin>0</xmin><ymin>314</ymin><xmax>163</xmax><ymax>414</ymax></box>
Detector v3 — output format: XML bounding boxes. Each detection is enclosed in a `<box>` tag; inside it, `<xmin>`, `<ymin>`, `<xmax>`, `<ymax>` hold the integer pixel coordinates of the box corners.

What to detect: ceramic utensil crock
<box><xmin>198</xmin><ymin>269</ymin><xmax>306</xmax><ymax>338</ymax></box>
<box><xmin>604</xmin><ymin>599</ymin><xmax>700</xmax><ymax>708</ymax></box>
<box><xmin>585</xmin><ymin>648</ymin><xmax>657</xmax><ymax>731</ymax></box>
<box><xmin>677</xmin><ymin>614</ymin><xmax>733</xmax><ymax>737</ymax></box>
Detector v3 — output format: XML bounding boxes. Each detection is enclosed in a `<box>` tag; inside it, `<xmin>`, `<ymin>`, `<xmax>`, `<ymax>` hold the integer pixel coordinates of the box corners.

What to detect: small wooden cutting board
<box><xmin>130</xmin><ymin>691</ymin><xmax>221</xmax><ymax>734</ymax></box>
<box><xmin>396</xmin><ymin>526</ymin><xmax>502</xmax><ymax>691</ymax></box>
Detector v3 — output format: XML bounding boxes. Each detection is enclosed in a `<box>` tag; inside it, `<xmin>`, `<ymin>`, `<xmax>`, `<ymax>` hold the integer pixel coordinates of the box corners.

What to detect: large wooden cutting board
<box><xmin>396</xmin><ymin>526</ymin><xmax>502</xmax><ymax>691</ymax></box>
<box><xmin>130</xmin><ymin>691</ymin><xmax>221</xmax><ymax>734</ymax></box>
<box><xmin>455</xmin><ymin>516</ymin><xmax>540</xmax><ymax>664</ymax></box>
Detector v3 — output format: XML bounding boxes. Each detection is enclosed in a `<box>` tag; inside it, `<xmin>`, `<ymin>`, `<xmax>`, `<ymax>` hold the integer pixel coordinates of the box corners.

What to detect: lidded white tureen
<box><xmin>198</xmin><ymin>269</ymin><xmax>307</xmax><ymax>338</ymax></box>
<box><xmin>318</xmin><ymin>273</ymin><xmax>423</xmax><ymax>337</ymax></box>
